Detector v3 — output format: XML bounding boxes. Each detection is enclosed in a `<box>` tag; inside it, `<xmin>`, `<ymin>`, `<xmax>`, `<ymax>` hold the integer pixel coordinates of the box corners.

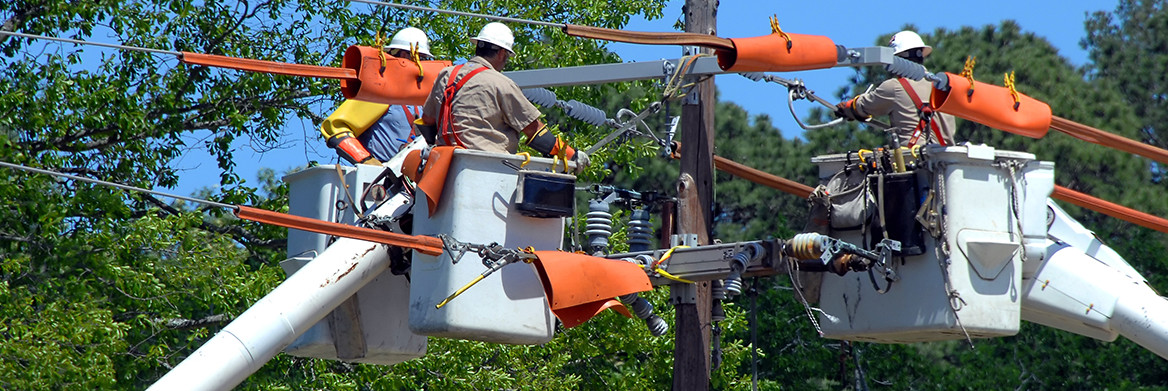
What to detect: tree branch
<box><xmin>153</xmin><ymin>314</ymin><xmax>231</xmax><ymax>330</ymax></box>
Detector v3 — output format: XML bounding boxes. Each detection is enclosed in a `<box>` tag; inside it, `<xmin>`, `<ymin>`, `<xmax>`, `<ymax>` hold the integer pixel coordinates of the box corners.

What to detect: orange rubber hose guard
<box><xmin>1052</xmin><ymin>186</ymin><xmax>1168</xmax><ymax>234</ymax></box>
<box><xmin>340</xmin><ymin>45</ymin><xmax>453</xmax><ymax>106</ymax></box>
<box><xmin>234</xmin><ymin>205</ymin><xmax>444</xmax><ymax>255</ymax></box>
<box><xmin>179</xmin><ymin>52</ymin><xmax>358</xmax><ymax>80</ymax></box>
<box><xmin>1050</xmin><ymin>116</ymin><xmax>1168</xmax><ymax>165</ymax></box>
<box><xmin>530</xmin><ymin>251</ymin><xmax>652</xmax><ymax>328</ymax></box>
<box><xmin>715</xmin><ymin>33</ymin><xmax>840</xmax><ymax>72</ymax></box>
<box><xmin>931</xmin><ymin>72</ymin><xmax>1052</xmax><ymax>138</ymax></box>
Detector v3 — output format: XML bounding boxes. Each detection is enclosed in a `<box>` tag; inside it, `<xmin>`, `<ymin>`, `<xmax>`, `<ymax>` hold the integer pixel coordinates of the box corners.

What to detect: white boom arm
<box><xmin>1021</xmin><ymin>201</ymin><xmax>1168</xmax><ymax>359</ymax></box>
<box><xmin>150</xmin><ymin>190</ymin><xmax>417</xmax><ymax>389</ymax></box>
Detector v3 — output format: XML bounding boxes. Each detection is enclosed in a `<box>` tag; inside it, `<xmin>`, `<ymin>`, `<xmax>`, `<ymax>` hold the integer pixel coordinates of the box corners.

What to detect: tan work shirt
<box><xmin>422</xmin><ymin>56</ymin><xmax>542</xmax><ymax>153</ymax></box>
<box><xmin>853</xmin><ymin>76</ymin><xmax>958</xmax><ymax>146</ymax></box>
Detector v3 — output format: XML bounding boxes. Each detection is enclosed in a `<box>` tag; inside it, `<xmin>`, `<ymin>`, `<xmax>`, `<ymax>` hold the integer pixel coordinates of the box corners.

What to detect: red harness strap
<box><xmin>897</xmin><ymin>77</ymin><xmax>948</xmax><ymax>147</ymax></box>
<box><xmin>438</xmin><ymin>64</ymin><xmax>489</xmax><ymax>148</ymax></box>
<box><xmin>401</xmin><ymin>104</ymin><xmax>418</xmax><ymax>139</ymax></box>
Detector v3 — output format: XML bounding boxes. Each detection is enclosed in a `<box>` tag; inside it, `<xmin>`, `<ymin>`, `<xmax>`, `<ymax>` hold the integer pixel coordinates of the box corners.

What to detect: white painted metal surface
<box><xmin>281</xmin><ymin>164</ymin><xmax>426</xmax><ymax>365</ymax></box>
<box><xmin>1021</xmin><ymin>205</ymin><xmax>1168</xmax><ymax>359</ymax></box>
<box><xmin>812</xmin><ymin>145</ymin><xmax>1055</xmax><ymax>342</ymax></box>
<box><xmin>409</xmin><ymin>149</ymin><xmax>565</xmax><ymax>344</ymax></box>
<box><xmin>149</xmin><ymin>201</ymin><xmax>414</xmax><ymax>390</ymax></box>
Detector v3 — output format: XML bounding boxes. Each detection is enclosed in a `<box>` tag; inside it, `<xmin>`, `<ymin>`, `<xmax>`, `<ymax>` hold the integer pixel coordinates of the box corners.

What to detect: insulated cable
<box><xmin>349</xmin><ymin>0</ymin><xmax>563</xmax><ymax>28</ymax></box>
<box><xmin>0</xmin><ymin>160</ymin><xmax>447</xmax><ymax>254</ymax></box>
<box><xmin>1</xmin><ymin>31</ymin><xmax>359</xmax><ymax>80</ymax></box>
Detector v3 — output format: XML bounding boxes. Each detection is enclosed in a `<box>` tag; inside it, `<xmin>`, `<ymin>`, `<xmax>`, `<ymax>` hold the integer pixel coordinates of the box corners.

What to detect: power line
<box><xmin>0</xmin><ymin>31</ymin><xmax>180</xmax><ymax>56</ymax></box>
<box><xmin>0</xmin><ymin>161</ymin><xmax>235</xmax><ymax>210</ymax></box>
<box><xmin>349</xmin><ymin>0</ymin><xmax>563</xmax><ymax>28</ymax></box>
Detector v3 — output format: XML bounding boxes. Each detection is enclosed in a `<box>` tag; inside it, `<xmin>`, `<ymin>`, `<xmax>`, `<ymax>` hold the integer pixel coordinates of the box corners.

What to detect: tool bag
<box><xmin>814</xmin><ymin>166</ymin><xmax>875</xmax><ymax>231</ymax></box>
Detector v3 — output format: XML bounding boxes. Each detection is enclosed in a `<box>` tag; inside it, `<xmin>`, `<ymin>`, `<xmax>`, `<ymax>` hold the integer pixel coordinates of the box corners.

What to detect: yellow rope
<box><xmin>1004</xmin><ymin>70</ymin><xmax>1020</xmax><ymax>110</ymax></box>
<box><xmin>960</xmin><ymin>56</ymin><xmax>976</xmax><ymax>96</ymax></box>
<box><xmin>375</xmin><ymin>31</ymin><xmax>388</xmax><ymax>70</ymax></box>
<box><xmin>411</xmin><ymin>42</ymin><xmax>424</xmax><ymax>78</ymax></box>
<box><xmin>651</xmin><ymin>245</ymin><xmax>695</xmax><ymax>283</ymax></box>
<box><xmin>769</xmin><ymin>15</ymin><xmax>793</xmax><ymax>51</ymax></box>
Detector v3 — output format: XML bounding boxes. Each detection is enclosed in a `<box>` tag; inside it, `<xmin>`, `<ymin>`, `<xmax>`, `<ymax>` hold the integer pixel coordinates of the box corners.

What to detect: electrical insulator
<box><xmin>585</xmin><ymin>199</ymin><xmax>613</xmax><ymax>255</ymax></box>
<box><xmin>724</xmin><ymin>243</ymin><xmax>764</xmax><ymax>296</ymax></box>
<box><xmin>711</xmin><ymin>279</ymin><xmax>727</xmax><ymax>301</ymax></box>
<box><xmin>564</xmin><ymin>100</ymin><xmax>609</xmax><ymax>127</ymax></box>
<box><xmin>522</xmin><ymin>87</ymin><xmax>558</xmax><ymax>107</ymax></box>
<box><xmin>619</xmin><ymin>293</ymin><xmax>669</xmax><ymax>337</ymax></box>
<box><xmin>627</xmin><ymin>208</ymin><xmax>653</xmax><ymax>253</ymax></box>
<box><xmin>884</xmin><ymin>56</ymin><xmax>927</xmax><ymax>81</ymax></box>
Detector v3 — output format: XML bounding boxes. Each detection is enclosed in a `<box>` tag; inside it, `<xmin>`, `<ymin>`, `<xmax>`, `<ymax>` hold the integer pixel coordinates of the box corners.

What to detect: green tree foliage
<box><xmin>1084</xmin><ymin>0</ymin><xmax>1168</xmax><ymax>154</ymax></box>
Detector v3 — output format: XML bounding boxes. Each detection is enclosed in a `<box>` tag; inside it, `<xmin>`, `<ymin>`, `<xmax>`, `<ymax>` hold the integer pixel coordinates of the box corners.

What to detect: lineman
<box><xmin>836</xmin><ymin>30</ymin><xmax>957</xmax><ymax>147</ymax></box>
<box><xmin>416</xmin><ymin>22</ymin><xmax>590</xmax><ymax>172</ymax></box>
<box><xmin>319</xmin><ymin>27</ymin><xmax>433</xmax><ymax>166</ymax></box>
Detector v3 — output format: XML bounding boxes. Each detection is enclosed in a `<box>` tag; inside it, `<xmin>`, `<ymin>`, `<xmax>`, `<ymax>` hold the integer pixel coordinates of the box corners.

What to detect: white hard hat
<box><xmin>388</xmin><ymin>27</ymin><xmax>432</xmax><ymax>57</ymax></box>
<box><xmin>889</xmin><ymin>30</ymin><xmax>932</xmax><ymax>58</ymax></box>
<box><xmin>471</xmin><ymin>22</ymin><xmax>515</xmax><ymax>54</ymax></box>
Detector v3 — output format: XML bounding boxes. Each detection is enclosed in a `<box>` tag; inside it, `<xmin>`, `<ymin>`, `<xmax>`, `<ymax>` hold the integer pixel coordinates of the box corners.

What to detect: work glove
<box><xmin>571</xmin><ymin>150</ymin><xmax>591</xmax><ymax>175</ymax></box>
<box><xmin>835</xmin><ymin>98</ymin><xmax>864</xmax><ymax>121</ymax></box>
<box><xmin>360</xmin><ymin>156</ymin><xmax>384</xmax><ymax>166</ymax></box>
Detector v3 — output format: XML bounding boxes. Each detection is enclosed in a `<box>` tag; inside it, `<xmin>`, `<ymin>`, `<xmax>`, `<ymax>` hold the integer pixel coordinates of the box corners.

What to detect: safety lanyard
<box><xmin>439</xmin><ymin>64</ymin><xmax>489</xmax><ymax>148</ymax></box>
<box><xmin>897</xmin><ymin>77</ymin><xmax>947</xmax><ymax>147</ymax></box>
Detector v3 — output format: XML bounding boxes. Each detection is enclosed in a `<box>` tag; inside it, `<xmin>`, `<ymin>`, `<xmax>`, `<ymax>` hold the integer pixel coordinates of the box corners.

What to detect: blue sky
<box><xmin>167</xmin><ymin>0</ymin><xmax>1116</xmax><ymax>196</ymax></box>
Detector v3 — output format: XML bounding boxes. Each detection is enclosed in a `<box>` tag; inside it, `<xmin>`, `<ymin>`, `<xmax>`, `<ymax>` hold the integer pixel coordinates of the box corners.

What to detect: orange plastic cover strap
<box><xmin>716</xmin><ymin>33</ymin><xmax>839</xmax><ymax>72</ymax></box>
<box><xmin>180</xmin><ymin>52</ymin><xmax>359</xmax><ymax>80</ymax></box>
<box><xmin>530</xmin><ymin>251</ymin><xmax>651</xmax><ymax>328</ymax></box>
<box><xmin>561</xmin><ymin>24</ymin><xmax>734</xmax><ymax>51</ymax></box>
<box><xmin>234</xmin><ymin>205</ymin><xmax>445</xmax><ymax>255</ymax></box>
<box><xmin>416</xmin><ymin>146</ymin><xmax>460</xmax><ymax>216</ymax></box>
<box><xmin>1049</xmin><ymin>116</ymin><xmax>1168</xmax><ymax>165</ymax></box>
<box><xmin>930</xmin><ymin>72</ymin><xmax>1051</xmax><ymax>138</ymax></box>
<box><xmin>1052</xmin><ymin>186</ymin><xmax>1168</xmax><ymax>234</ymax></box>
<box><xmin>339</xmin><ymin>45</ymin><xmax>453</xmax><ymax>106</ymax></box>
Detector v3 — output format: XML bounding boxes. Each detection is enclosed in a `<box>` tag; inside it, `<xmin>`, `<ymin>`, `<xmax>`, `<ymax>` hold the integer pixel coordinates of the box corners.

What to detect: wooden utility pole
<box><xmin>674</xmin><ymin>0</ymin><xmax>717</xmax><ymax>389</ymax></box>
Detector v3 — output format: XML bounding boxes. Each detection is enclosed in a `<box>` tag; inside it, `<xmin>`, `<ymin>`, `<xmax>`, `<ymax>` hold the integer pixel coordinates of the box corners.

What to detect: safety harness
<box><xmin>401</xmin><ymin>104</ymin><xmax>419</xmax><ymax>139</ymax></box>
<box><xmin>438</xmin><ymin>64</ymin><xmax>490</xmax><ymax>148</ymax></box>
<box><xmin>897</xmin><ymin>77</ymin><xmax>948</xmax><ymax>147</ymax></box>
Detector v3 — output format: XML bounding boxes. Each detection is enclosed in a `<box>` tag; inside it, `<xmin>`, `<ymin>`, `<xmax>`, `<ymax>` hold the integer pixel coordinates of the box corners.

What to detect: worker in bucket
<box><xmin>416</xmin><ymin>22</ymin><xmax>590</xmax><ymax>173</ymax></box>
<box><xmin>319</xmin><ymin>27</ymin><xmax>434</xmax><ymax>166</ymax></box>
<box><xmin>835</xmin><ymin>30</ymin><xmax>957</xmax><ymax>147</ymax></box>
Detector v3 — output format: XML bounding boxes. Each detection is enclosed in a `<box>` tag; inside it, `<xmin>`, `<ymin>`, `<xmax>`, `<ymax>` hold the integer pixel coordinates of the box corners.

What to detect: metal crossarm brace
<box><xmin>607</xmin><ymin>239</ymin><xmax>787</xmax><ymax>286</ymax></box>
<box><xmin>505</xmin><ymin>47</ymin><xmax>896</xmax><ymax>89</ymax></box>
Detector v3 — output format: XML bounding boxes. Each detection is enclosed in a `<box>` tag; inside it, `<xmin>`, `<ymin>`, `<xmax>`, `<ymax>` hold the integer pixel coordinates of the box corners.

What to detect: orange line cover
<box><xmin>530</xmin><ymin>251</ymin><xmax>652</xmax><ymax>328</ymax></box>
<box><xmin>340</xmin><ymin>45</ymin><xmax>452</xmax><ymax>106</ymax></box>
<box><xmin>1052</xmin><ymin>186</ymin><xmax>1168</xmax><ymax>234</ymax></box>
<box><xmin>716</xmin><ymin>33</ymin><xmax>839</xmax><ymax>72</ymax></box>
<box><xmin>180</xmin><ymin>52</ymin><xmax>357</xmax><ymax>80</ymax></box>
<box><xmin>234</xmin><ymin>205</ymin><xmax>445</xmax><ymax>255</ymax></box>
<box><xmin>931</xmin><ymin>72</ymin><xmax>1051</xmax><ymax>138</ymax></box>
<box><xmin>1050</xmin><ymin>116</ymin><xmax>1168</xmax><ymax>165</ymax></box>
